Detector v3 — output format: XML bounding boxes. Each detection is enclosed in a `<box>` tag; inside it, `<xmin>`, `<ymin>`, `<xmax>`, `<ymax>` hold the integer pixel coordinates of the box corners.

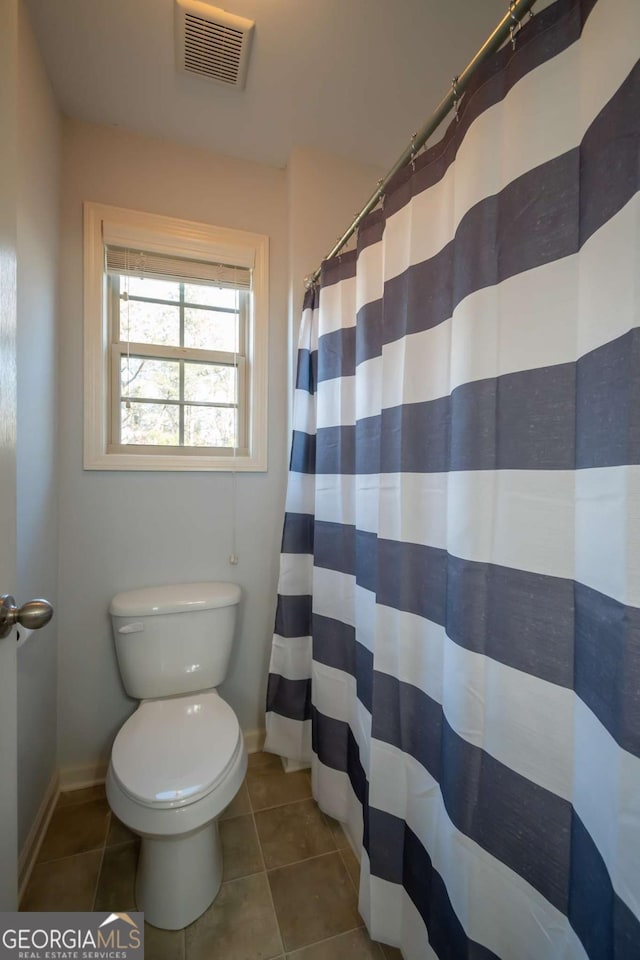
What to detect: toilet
<box><xmin>105</xmin><ymin>581</ymin><xmax>246</xmax><ymax>930</ymax></box>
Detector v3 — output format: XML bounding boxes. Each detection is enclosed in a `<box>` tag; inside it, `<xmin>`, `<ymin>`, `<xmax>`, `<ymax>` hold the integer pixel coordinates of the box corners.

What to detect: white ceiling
<box><xmin>26</xmin><ymin>0</ymin><xmax>511</xmax><ymax>171</ymax></box>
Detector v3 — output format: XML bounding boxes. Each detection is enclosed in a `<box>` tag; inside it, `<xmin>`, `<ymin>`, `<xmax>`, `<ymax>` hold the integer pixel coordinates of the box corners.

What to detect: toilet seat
<box><xmin>111</xmin><ymin>690</ymin><xmax>241</xmax><ymax>809</ymax></box>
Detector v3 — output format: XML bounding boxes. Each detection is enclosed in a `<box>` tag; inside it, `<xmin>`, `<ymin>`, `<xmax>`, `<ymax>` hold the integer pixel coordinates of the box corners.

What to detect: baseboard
<box><xmin>343</xmin><ymin>819</ymin><xmax>362</xmax><ymax>861</ymax></box>
<box><xmin>280</xmin><ymin>756</ymin><xmax>311</xmax><ymax>773</ymax></box>
<box><xmin>243</xmin><ymin>728</ymin><xmax>265</xmax><ymax>753</ymax></box>
<box><xmin>59</xmin><ymin>762</ymin><xmax>109</xmax><ymax>791</ymax></box>
<box><xmin>18</xmin><ymin>771</ymin><xmax>60</xmax><ymax>902</ymax></box>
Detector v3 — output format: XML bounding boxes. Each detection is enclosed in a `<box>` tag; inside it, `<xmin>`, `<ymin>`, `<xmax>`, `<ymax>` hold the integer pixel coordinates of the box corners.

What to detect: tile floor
<box><xmin>21</xmin><ymin>752</ymin><xmax>403</xmax><ymax>960</ymax></box>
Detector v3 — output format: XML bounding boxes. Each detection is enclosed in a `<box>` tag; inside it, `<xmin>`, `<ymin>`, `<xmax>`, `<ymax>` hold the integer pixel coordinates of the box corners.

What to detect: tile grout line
<box><xmin>31</xmin><ymin>845</ymin><xmax>106</xmax><ymax>869</ymax></box>
<box><xmin>37</xmin><ymin>794</ymin><xmax>110</xmax><ymax>869</ymax></box>
<box><xmin>246</xmin><ymin>790</ymin><xmax>287</xmax><ymax>960</ymax></box>
<box><xmin>248</xmin><ymin>794</ymin><xmax>341</xmax><ymax>872</ymax></box>
<box><xmin>215</xmin><ymin>845</ymin><xmax>345</xmax><ymax>887</ymax></box>
<box><xmin>286</xmin><ymin>923</ymin><xmax>371</xmax><ymax>958</ymax></box>
<box><xmin>35</xmin><ymin>799</ymin><xmax>112</xmax><ymax>868</ymax></box>
<box><xmin>246</xmin><ymin>791</ymin><xmax>315</xmax><ymax>815</ymax></box>
<box><xmin>91</xmin><ymin>814</ymin><xmax>110</xmax><ymax>912</ymax></box>
<box><xmin>225</xmin><ymin>792</ymin><xmax>315</xmax><ymax>822</ymax></box>
<box><xmin>265</xmin><ymin>846</ymin><xmax>342</xmax><ymax>875</ymax></box>
<box><xmin>337</xmin><ymin>848</ymin><xmax>388</xmax><ymax>960</ymax></box>
<box><xmin>255</xmin><ymin>784</ymin><xmax>390</xmax><ymax>958</ymax></box>
<box><xmin>318</xmin><ymin>848</ymin><xmax>389</xmax><ymax>960</ymax></box>
<box><xmin>331</xmin><ymin>842</ymin><xmax>388</xmax><ymax>959</ymax></box>
<box><xmin>247</xmin><ymin>766</ymin><xmax>375</xmax><ymax>958</ymax></box>
<box><xmin>338</xmin><ymin>845</ymin><xmax>359</xmax><ymax>894</ymax></box>
<box><xmin>103</xmin><ymin>839</ymin><xmax>138</xmax><ymax>852</ymax></box>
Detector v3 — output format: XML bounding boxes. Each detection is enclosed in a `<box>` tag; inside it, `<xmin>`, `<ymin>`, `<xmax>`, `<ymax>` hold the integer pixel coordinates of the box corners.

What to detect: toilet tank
<box><xmin>110</xmin><ymin>582</ymin><xmax>241</xmax><ymax>700</ymax></box>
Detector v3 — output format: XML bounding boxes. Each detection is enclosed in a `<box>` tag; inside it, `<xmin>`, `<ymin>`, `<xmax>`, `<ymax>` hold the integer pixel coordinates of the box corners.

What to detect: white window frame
<box><xmin>84</xmin><ymin>202</ymin><xmax>269</xmax><ymax>471</ymax></box>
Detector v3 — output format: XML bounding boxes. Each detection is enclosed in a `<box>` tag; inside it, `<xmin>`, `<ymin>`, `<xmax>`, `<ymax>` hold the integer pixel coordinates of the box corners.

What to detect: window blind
<box><xmin>105</xmin><ymin>245</ymin><xmax>252</xmax><ymax>291</ymax></box>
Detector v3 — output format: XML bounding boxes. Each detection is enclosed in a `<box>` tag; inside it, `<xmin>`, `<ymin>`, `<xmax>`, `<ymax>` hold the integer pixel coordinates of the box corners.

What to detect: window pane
<box><xmin>121</xmin><ymin>401</ymin><xmax>179</xmax><ymax>446</ymax></box>
<box><xmin>120</xmin><ymin>298</ymin><xmax>180</xmax><ymax>346</ymax></box>
<box><xmin>184</xmin><ymin>284</ymin><xmax>239</xmax><ymax>310</ymax></box>
<box><xmin>121</xmin><ymin>357</ymin><xmax>180</xmax><ymax>401</ymax></box>
<box><xmin>184</xmin><ymin>308</ymin><xmax>238</xmax><ymax>352</ymax></box>
<box><xmin>122</xmin><ymin>276</ymin><xmax>180</xmax><ymax>301</ymax></box>
<box><xmin>184</xmin><ymin>405</ymin><xmax>236</xmax><ymax>448</ymax></box>
<box><xmin>184</xmin><ymin>363</ymin><xmax>236</xmax><ymax>404</ymax></box>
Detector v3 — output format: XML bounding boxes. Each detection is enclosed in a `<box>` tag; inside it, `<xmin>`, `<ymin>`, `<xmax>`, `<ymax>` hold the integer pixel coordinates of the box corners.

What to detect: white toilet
<box><xmin>105</xmin><ymin>581</ymin><xmax>247</xmax><ymax>930</ymax></box>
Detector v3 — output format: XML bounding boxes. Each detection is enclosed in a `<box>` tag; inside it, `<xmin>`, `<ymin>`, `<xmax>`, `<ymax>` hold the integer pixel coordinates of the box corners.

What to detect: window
<box><xmin>84</xmin><ymin>203</ymin><xmax>268</xmax><ymax>470</ymax></box>
<box><xmin>107</xmin><ymin>252</ymin><xmax>249</xmax><ymax>453</ymax></box>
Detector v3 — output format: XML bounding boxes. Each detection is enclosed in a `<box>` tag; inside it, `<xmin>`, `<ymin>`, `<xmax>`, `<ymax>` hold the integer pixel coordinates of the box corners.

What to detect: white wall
<box><xmin>16</xmin><ymin>0</ymin><xmax>61</xmax><ymax>847</ymax></box>
<box><xmin>286</xmin><ymin>146</ymin><xmax>384</xmax><ymax>398</ymax></box>
<box><xmin>57</xmin><ymin>120</ymin><xmax>289</xmax><ymax>777</ymax></box>
<box><xmin>55</xmin><ymin>121</ymin><xmax>386</xmax><ymax>778</ymax></box>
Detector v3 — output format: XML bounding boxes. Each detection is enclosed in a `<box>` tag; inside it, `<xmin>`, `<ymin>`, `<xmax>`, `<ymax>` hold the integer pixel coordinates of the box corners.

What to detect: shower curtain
<box><xmin>265</xmin><ymin>0</ymin><xmax>640</xmax><ymax>957</ymax></box>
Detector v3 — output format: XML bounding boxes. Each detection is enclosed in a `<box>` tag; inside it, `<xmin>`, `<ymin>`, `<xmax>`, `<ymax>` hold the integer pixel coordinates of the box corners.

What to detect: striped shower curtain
<box><xmin>265</xmin><ymin>0</ymin><xmax>640</xmax><ymax>957</ymax></box>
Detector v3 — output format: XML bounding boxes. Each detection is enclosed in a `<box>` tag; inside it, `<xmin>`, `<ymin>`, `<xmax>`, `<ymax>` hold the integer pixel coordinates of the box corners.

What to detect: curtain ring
<box><xmin>509</xmin><ymin>1</ymin><xmax>522</xmax><ymax>49</ymax></box>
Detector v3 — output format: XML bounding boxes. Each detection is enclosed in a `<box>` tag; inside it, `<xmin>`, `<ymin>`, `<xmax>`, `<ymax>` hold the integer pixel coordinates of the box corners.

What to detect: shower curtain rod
<box><xmin>306</xmin><ymin>0</ymin><xmax>539</xmax><ymax>287</ymax></box>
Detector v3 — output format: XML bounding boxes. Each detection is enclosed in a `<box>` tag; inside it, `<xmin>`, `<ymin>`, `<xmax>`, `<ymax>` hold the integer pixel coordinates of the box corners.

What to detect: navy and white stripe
<box><xmin>265</xmin><ymin>0</ymin><xmax>640</xmax><ymax>956</ymax></box>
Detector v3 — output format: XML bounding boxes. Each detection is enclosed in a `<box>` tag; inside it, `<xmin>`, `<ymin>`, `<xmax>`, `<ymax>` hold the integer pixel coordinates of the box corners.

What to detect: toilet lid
<box><xmin>111</xmin><ymin>691</ymin><xmax>241</xmax><ymax>807</ymax></box>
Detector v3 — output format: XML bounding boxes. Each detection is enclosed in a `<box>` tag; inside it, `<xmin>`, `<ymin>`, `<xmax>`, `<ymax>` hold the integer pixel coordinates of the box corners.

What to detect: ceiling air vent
<box><xmin>175</xmin><ymin>0</ymin><xmax>254</xmax><ymax>90</ymax></box>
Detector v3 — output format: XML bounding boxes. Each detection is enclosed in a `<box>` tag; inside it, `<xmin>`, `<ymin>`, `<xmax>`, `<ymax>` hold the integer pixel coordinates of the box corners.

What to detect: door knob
<box><xmin>0</xmin><ymin>595</ymin><xmax>54</xmax><ymax>639</ymax></box>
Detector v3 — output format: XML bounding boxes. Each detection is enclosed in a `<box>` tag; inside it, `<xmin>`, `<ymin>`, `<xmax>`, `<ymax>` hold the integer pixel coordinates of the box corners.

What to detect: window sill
<box><xmin>84</xmin><ymin>450</ymin><xmax>267</xmax><ymax>472</ymax></box>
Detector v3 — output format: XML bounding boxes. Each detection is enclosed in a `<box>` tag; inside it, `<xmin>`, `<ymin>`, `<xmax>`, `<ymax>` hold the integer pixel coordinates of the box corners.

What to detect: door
<box><xmin>0</xmin><ymin>0</ymin><xmax>19</xmax><ymax>909</ymax></box>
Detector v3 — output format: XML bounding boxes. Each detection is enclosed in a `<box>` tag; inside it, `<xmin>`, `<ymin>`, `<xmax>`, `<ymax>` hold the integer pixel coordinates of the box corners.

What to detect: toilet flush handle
<box><xmin>118</xmin><ymin>621</ymin><xmax>145</xmax><ymax>634</ymax></box>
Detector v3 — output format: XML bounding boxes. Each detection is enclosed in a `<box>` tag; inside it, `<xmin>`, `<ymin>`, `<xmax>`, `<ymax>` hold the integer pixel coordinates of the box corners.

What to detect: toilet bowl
<box><xmin>106</xmin><ymin>582</ymin><xmax>245</xmax><ymax>929</ymax></box>
<box><xmin>106</xmin><ymin>689</ymin><xmax>247</xmax><ymax>929</ymax></box>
